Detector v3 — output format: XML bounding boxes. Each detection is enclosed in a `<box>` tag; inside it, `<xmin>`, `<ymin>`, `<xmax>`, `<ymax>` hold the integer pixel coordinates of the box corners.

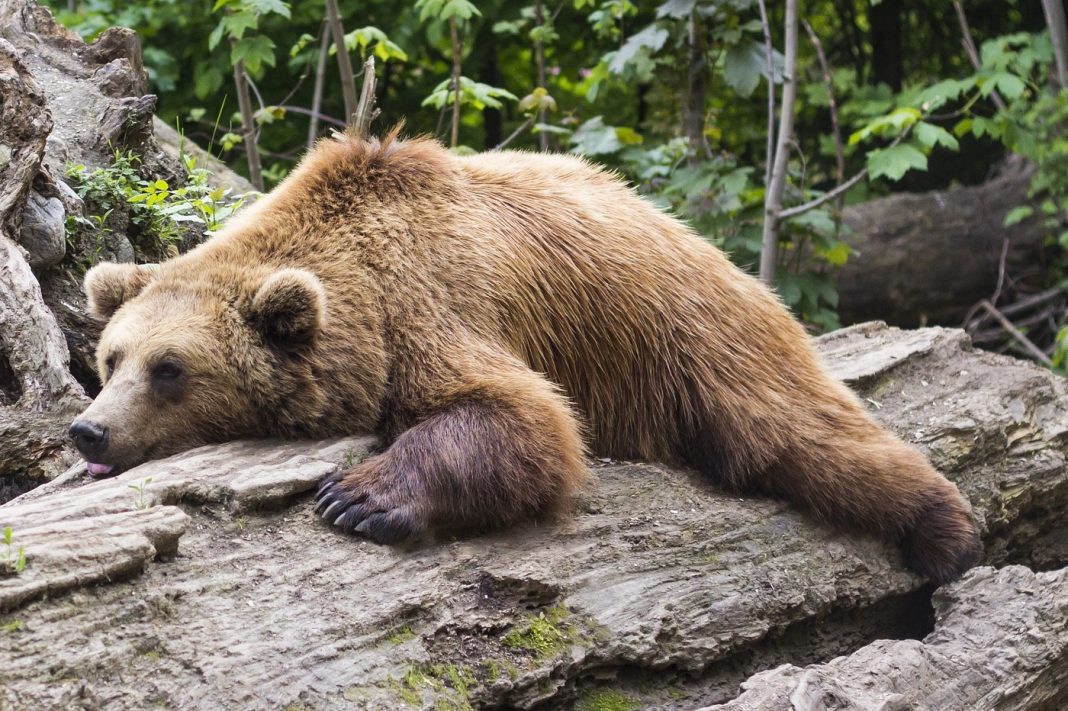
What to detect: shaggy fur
<box><xmin>75</xmin><ymin>127</ymin><xmax>982</xmax><ymax>583</ymax></box>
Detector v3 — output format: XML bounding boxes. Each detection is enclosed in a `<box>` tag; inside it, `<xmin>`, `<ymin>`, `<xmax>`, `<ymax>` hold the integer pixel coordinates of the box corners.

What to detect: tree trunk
<box><xmin>836</xmin><ymin>158</ymin><xmax>1046</xmax><ymax>327</ymax></box>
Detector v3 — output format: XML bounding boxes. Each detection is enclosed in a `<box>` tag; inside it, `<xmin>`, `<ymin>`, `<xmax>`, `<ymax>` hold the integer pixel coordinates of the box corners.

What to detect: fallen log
<box><xmin>837</xmin><ymin>157</ymin><xmax>1049</xmax><ymax>328</ymax></box>
<box><xmin>1</xmin><ymin>323</ymin><xmax>1066</xmax><ymax>709</ymax></box>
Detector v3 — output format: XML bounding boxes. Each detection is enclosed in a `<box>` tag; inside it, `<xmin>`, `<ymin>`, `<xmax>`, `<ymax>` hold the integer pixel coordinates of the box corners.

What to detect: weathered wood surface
<box><xmin>1</xmin><ymin>323</ymin><xmax>1066</xmax><ymax>710</ymax></box>
<box><xmin>705</xmin><ymin>565</ymin><xmax>1068</xmax><ymax>711</ymax></box>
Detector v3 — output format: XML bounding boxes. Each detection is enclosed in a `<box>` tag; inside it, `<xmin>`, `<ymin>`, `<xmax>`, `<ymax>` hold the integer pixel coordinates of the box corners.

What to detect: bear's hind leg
<box><xmin>686</xmin><ymin>397</ymin><xmax>982</xmax><ymax>584</ymax></box>
<box><xmin>315</xmin><ymin>349</ymin><xmax>587</xmax><ymax>543</ymax></box>
<box><xmin>759</xmin><ymin>424</ymin><xmax>981</xmax><ymax>584</ymax></box>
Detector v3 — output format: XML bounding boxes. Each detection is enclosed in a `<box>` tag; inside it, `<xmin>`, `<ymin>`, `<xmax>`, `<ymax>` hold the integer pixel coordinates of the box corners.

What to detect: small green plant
<box><xmin>575</xmin><ymin>688</ymin><xmax>639</xmax><ymax>711</ymax></box>
<box><xmin>64</xmin><ymin>147</ymin><xmax>246</xmax><ymax>268</ymax></box>
<box><xmin>129</xmin><ymin>477</ymin><xmax>155</xmax><ymax>510</ymax></box>
<box><xmin>2</xmin><ymin>527</ymin><xmax>26</xmax><ymax>575</ymax></box>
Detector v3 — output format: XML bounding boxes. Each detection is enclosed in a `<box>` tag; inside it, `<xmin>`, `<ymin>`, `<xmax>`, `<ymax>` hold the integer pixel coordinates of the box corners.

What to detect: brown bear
<box><xmin>71</xmin><ymin>127</ymin><xmax>982</xmax><ymax>583</ymax></box>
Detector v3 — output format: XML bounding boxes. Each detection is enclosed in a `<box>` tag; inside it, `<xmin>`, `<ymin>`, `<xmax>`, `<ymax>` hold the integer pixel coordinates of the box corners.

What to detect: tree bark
<box><xmin>231</xmin><ymin>56</ymin><xmax>263</xmax><ymax>191</ymax></box>
<box><xmin>324</xmin><ymin>0</ymin><xmax>358</xmax><ymax>121</ymax></box>
<box><xmin>1042</xmin><ymin>0</ymin><xmax>1068</xmax><ymax>88</ymax></box>
<box><xmin>449</xmin><ymin>17</ymin><xmax>462</xmax><ymax>148</ymax></box>
<box><xmin>307</xmin><ymin>22</ymin><xmax>330</xmax><ymax>149</ymax></box>
<box><xmin>836</xmin><ymin>158</ymin><xmax>1046</xmax><ymax>327</ymax></box>
<box><xmin>683</xmin><ymin>9</ymin><xmax>709</xmax><ymax>166</ymax></box>
<box><xmin>5</xmin><ymin>324</ymin><xmax>1068</xmax><ymax>708</ymax></box>
<box><xmin>759</xmin><ymin>0</ymin><xmax>798</xmax><ymax>284</ymax></box>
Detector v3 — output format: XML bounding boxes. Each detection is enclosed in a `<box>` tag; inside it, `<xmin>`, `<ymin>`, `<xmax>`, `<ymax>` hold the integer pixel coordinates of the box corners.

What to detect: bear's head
<box><xmin>69</xmin><ymin>261</ymin><xmax>327</xmax><ymax>477</ymax></box>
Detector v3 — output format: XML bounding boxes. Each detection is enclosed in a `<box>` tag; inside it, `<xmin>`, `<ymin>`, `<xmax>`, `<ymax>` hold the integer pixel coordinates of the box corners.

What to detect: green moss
<box><xmin>1</xmin><ymin>618</ymin><xmax>23</xmax><ymax>634</ymax></box>
<box><xmin>388</xmin><ymin>673</ymin><xmax>424</xmax><ymax>707</ymax></box>
<box><xmin>387</xmin><ymin>625</ymin><xmax>415</xmax><ymax>645</ymax></box>
<box><xmin>575</xmin><ymin>688</ymin><xmax>639</xmax><ymax>711</ymax></box>
<box><xmin>393</xmin><ymin>663</ymin><xmax>476</xmax><ymax>710</ymax></box>
<box><xmin>503</xmin><ymin>605</ymin><xmax>573</xmax><ymax>657</ymax></box>
<box><xmin>480</xmin><ymin>659</ymin><xmax>500</xmax><ymax>683</ymax></box>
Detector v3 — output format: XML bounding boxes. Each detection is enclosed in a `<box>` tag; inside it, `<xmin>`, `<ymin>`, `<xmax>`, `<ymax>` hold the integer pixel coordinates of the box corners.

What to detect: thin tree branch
<box><xmin>230</xmin><ymin>52</ymin><xmax>263</xmax><ymax>191</ymax></box>
<box><xmin>802</xmin><ymin>20</ymin><xmax>844</xmax><ymax>191</ymax></box>
<box><xmin>759</xmin><ymin>0</ymin><xmax>798</xmax><ymax>284</ymax></box>
<box><xmin>779</xmin><ymin>123</ymin><xmax>916</xmax><ymax>220</ymax></box>
<box><xmin>449</xmin><ymin>18</ymin><xmax>463</xmax><ymax>147</ymax></box>
<box><xmin>953</xmin><ymin>1</ymin><xmax>1005</xmax><ymax>110</ymax></box>
<box><xmin>495</xmin><ymin>116</ymin><xmax>535</xmax><ymax>150</ymax></box>
<box><xmin>756</xmin><ymin>0</ymin><xmax>774</xmax><ymax>189</ymax></box>
<box><xmin>325</xmin><ymin>0</ymin><xmax>358</xmax><ymax>121</ymax></box>
<box><xmin>534</xmin><ymin>0</ymin><xmax>549</xmax><ymax>151</ymax></box>
<box><xmin>307</xmin><ymin>21</ymin><xmax>330</xmax><ymax>149</ymax></box>
<box><xmin>281</xmin><ymin>105</ymin><xmax>347</xmax><ymax>129</ymax></box>
<box><xmin>351</xmin><ymin>57</ymin><xmax>378</xmax><ymax>140</ymax></box>
<box><xmin>979</xmin><ymin>300</ymin><xmax>1053</xmax><ymax>366</ymax></box>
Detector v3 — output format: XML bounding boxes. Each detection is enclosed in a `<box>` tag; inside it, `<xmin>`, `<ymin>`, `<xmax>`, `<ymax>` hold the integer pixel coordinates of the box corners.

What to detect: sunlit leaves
<box><xmin>336</xmin><ymin>26</ymin><xmax>408</xmax><ymax>62</ymax></box>
<box><xmin>421</xmin><ymin>77</ymin><xmax>517</xmax><ymax>110</ymax></box>
<box><xmin>867</xmin><ymin>144</ymin><xmax>927</xmax><ymax>182</ymax></box>
<box><xmin>415</xmin><ymin>0</ymin><xmax>481</xmax><ymax>23</ymax></box>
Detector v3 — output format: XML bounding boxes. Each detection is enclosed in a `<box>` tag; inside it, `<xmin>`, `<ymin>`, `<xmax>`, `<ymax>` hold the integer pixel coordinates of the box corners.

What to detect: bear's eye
<box><xmin>104</xmin><ymin>355</ymin><xmax>116</xmax><ymax>378</ymax></box>
<box><xmin>153</xmin><ymin>361</ymin><xmax>183</xmax><ymax>380</ymax></box>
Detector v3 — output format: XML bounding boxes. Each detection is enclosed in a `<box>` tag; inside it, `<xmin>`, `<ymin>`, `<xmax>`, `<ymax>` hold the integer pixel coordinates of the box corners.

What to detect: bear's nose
<box><xmin>69</xmin><ymin>420</ymin><xmax>109</xmax><ymax>458</ymax></box>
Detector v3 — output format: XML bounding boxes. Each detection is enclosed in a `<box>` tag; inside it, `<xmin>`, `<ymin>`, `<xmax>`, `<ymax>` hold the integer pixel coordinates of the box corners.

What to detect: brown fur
<box><xmin>75</xmin><ymin>127</ymin><xmax>981</xmax><ymax>583</ymax></box>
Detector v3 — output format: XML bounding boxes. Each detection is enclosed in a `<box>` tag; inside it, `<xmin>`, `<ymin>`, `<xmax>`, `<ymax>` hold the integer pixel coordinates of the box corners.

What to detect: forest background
<box><xmin>43</xmin><ymin>0</ymin><xmax>1068</xmax><ymax>368</ymax></box>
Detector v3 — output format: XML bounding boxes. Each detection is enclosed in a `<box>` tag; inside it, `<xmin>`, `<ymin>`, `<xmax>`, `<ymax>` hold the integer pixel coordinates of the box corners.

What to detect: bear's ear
<box><xmin>84</xmin><ymin>263</ymin><xmax>158</xmax><ymax>321</ymax></box>
<box><xmin>247</xmin><ymin>268</ymin><xmax>326</xmax><ymax>349</ymax></box>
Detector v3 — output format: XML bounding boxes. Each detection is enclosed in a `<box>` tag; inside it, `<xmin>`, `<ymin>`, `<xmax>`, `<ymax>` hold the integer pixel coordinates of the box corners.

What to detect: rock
<box><xmin>0</xmin><ymin>0</ymin><xmax>252</xmax><ymax>468</ymax></box>
<box><xmin>17</xmin><ymin>189</ymin><xmax>65</xmax><ymax>268</ymax></box>
<box><xmin>0</xmin><ymin>30</ymin><xmax>86</xmax><ymax>415</ymax></box>
<box><xmin>703</xmin><ymin>565</ymin><xmax>1068</xmax><ymax>711</ymax></box>
<box><xmin>96</xmin><ymin>94</ymin><xmax>158</xmax><ymax>152</ymax></box>
<box><xmin>0</xmin><ymin>323</ymin><xmax>1066</xmax><ymax>710</ymax></box>
<box><xmin>92</xmin><ymin>58</ymin><xmax>145</xmax><ymax>99</ymax></box>
<box><xmin>81</xmin><ymin>27</ymin><xmax>148</xmax><ymax>96</ymax></box>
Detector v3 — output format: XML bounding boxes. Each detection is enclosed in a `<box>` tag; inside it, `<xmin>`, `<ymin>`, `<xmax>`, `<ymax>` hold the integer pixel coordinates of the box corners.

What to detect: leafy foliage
<box><xmin>43</xmin><ymin>0</ymin><xmax>1055</xmax><ymax>333</ymax></box>
<box><xmin>64</xmin><ymin>148</ymin><xmax>246</xmax><ymax>267</ymax></box>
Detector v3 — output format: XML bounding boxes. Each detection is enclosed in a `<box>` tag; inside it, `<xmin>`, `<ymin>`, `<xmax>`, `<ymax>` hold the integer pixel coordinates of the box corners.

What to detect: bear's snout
<box><xmin>69</xmin><ymin>419</ymin><xmax>110</xmax><ymax>459</ymax></box>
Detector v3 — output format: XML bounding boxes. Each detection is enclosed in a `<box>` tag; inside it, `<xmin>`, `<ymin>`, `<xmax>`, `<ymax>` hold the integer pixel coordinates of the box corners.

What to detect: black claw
<box><xmin>314</xmin><ymin>481</ymin><xmax>335</xmax><ymax>503</ymax></box>
<box><xmin>354</xmin><ymin>512</ymin><xmax>414</xmax><ymax>545</ymax></box>
<box><xmin>320</xmin><ymin>499</ymin><xmax>344</xmax><ymax>520</ymax></box>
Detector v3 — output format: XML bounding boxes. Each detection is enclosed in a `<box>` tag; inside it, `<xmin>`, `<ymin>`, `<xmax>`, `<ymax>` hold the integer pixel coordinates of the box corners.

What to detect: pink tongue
<box><xmin>86</xmin><ymin>462</ymin><xmax>114</xmax><ymax>477</ymax></box>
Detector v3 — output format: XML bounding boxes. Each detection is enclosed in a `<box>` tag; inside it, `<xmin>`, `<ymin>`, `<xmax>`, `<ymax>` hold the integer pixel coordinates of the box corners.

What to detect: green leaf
<box><xmin>222</xmin><ymin>10</ymin><xmax>258</xmax><ymax>40</ymax></box>
<box><xmin>990</xmin><ymin>71</ymin><xmax>1026</xmax><ymax>100</ymax></box>
<box><xmin>608</xmin><ymin>25</ymin><xmax>668</xmax><ymax>74</ymax></box>
<box><xmin>1003</xmin><ymin>205</ymin><xmax>1033</xmax><ymax>227</ymax></box>
<box><xmin>193</xmin><ymin>65</ymin><xmax>223</xmax><ymax>99</ymax></box>
<box><xmin>614</xmin><ymin>126</ymin><xmax>643</xmax><ymax>145</ymax></box>
<box><xmin>913</xmin><ymin>122</ymin><xmax>960</xmax><ymax>151</ymax></box>
<box><xmin>231</xmin><ymin>35</ymin><xmax>276</xmax><ymax>74</ymax></box>
<box><xmin>289</xmin><ymin>33</ymin><xmax>315</xmax><ymax>58</ymax></box>
<box><xmin>247</xmin><ymin>0</ymin><xmax>291</xmax><ymax>19</ymax></box>
<box><xmin>569</xmin><ymin>116</ymin><xmax>623</xmax><ymax>155</ymax></box>
<box><xmin>656</xmin><ymin>0</ymin><xmax>696</xmax><ymax>19</ymax></box>
<box><xmin>208</xmin><ymin>21</ymin><xmax>226</xmax><ymax>50</ymax></box>
<box><xmin>723</xmin><ymin>40</ymin><xmax>767</xmax><ymax>97</ymax></box>
<box><xmin>867</xmin><ymin>143</ymin><xmax>928</xmax><ymax>182</ymax></box>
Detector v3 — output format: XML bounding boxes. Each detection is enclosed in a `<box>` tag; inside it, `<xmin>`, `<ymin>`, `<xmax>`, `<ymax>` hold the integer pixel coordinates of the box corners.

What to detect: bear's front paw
<box><xmin>313</xmin><ymin>457</ymin><xmax>429</xmax><ymax>544</ymax></box>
